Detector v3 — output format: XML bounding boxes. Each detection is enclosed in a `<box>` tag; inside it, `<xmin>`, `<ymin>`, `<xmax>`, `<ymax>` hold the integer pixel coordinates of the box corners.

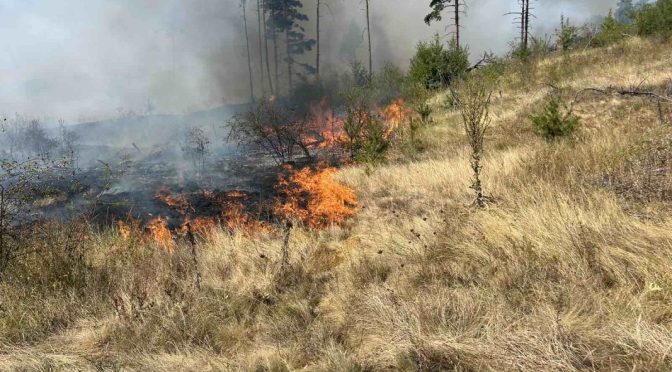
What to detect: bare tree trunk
<box><xmin>520</xmin><ymin>0</ymin><xmax>526</xmax><ymax>46</ymax></box>
<box><xmin>365</xmin><ymin>0</ymin><xmax>372</xmax><ymax>79</ymax></box>
<box><xmin>316</xmin><ymin>0</ymin><xmax>321</xmax><ymax>79</ymax></box>
<box><xmin>257</xmin><ymin>0</ymin><xmax>265</xmax><ymax>96</ymax></box>
<box><xmin>454</xmin><ymin>0</ymin><xmax>460</xmax><ymax>49</ymax></box>
<box><xmin>523</xmin><ymin>0</ymin><xmax>530</xmax><ymax>50</ymax></box>
<box><xmin>262</xmin><ymin>1</ymin><xmax>274</xmax><ymax>95</ymax></box>
<box><xmin>273</xmin><ymin>26</ymin><xmax>279</xmax><ymax>96</ymax></box>
<box><xmin>242</xmin><ymin>0</ymin><xmax>255</xmax><ymax>102</ymax></box>
<box><xmin>286</xmin><ymin>30</ymin><xmax>293</xmax><ymax>93</ymax></box>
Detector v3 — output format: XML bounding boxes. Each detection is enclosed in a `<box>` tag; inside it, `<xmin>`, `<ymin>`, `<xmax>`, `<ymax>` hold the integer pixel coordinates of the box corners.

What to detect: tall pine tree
<box><xmin>266</xmin><ymin>0</ymin><xmax>316</xmax><ymax>93</ymax></box>
<box><xmin>425</xmin><ymin>0</ymin><xmax>464</xmax><ymax>48</ymax></box>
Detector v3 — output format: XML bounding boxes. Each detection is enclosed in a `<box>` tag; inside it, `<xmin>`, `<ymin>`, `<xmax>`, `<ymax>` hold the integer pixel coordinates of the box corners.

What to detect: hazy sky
<box><xmin>0</xmin><ymin>0</ymin><xmax>618</xmax><ymax>122</ymax></box>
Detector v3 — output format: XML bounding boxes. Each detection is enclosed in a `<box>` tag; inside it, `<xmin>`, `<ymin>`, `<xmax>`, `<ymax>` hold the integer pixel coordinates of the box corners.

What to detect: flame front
<box><xmin>145</xmin><ymin>216</ymin><xmax>174</xmax><ymax>250</ymax></box>
<box><xmin>274</xmin><ymin>166</ymin><xmax>358</xmax><ymax>228</ymax></box>
<box><xmin>379</xmin><ymin>98</ymin><xmax>410</xmax><ymax>136</ymax></box>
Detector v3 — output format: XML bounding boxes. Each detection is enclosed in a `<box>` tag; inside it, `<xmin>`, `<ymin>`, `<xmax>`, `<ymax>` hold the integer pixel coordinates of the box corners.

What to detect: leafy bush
<box><xmin>350</xmin><ymin>61</ymin><xmax>371</xmax><ymax>88</ymax></box>
<box><xmin>556</xmin><ymin>15</ymin><xmax>579</xmax><ymax>51</ymax></box>
<box><xmin>595</xmin><ymin>10</ymin><xmax>631</xmax><ymax>46</ymax></box>
<box><xmin>416</xmin><ymin>103</ymin><xmax>432</xmax><ymax>124</ymax></box>
<box><xmin>342</xmin><ymin>106</ymin><xmax>390</xmax><ymax>164</ymax></box>
<box><xmin>531</xmin><ymin>95</ymin><xmax>580</xmax><ymax>141</ymax></box>
<box><xmin>635</xmin><ymin>0</ymin><xmax>672</xmax><ymax>37</ymax></box>
<box><xmin>409</xmin><ymin>35</ymin><xmax>468</xmax><ymax>90</ymax></box>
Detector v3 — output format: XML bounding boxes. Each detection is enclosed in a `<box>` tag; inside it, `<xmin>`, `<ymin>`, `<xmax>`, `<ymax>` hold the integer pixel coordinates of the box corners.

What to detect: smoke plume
<box><xmin>0</xmin><ymin>0</ymin><xmax>619</xmax><ymax>121</ymax></box>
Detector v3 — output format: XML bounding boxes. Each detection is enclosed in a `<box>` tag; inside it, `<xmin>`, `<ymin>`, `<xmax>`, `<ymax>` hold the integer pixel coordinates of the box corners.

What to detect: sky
<box><xmin>0</xmin><ymin>0</ymin><xmax>619</xmax><ymax>122</ymax></box>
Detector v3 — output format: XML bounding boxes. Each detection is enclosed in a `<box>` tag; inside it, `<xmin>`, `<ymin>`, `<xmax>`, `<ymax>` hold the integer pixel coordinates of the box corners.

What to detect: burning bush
<box><xmin>274</xmin><ymin>166</ymin><xmax>358</xmax><ymax>228</ymax></box>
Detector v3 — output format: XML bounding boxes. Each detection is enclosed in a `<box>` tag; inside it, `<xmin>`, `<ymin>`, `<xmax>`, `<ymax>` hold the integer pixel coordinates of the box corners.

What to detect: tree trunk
<box><xmin>272</xmin><ymin>26</ymin><xmax>279</xmax><ymax>96</ymax></box>
<box><xmin>286</xmin><ymin>30</ymin><xmax>293</xmax><ymax>93</ymax></box>
<box><xmin>365</xmin><ymin>0</ymin><xmax>373</xmax><ymax>79</ymax></box>
<box><xmin>454</xmin><ymin>0</ymin><xmax>460</xmax><ymax>49</ymax></box>
<box><xmin>262</xmin><ymin>1</ymin><xmax>274</xmax><ymax>95</ymax></box>
<box><xmin>520</xmin><ymin>0</ymin><xmax>525</xmax><ymax>46</ymax></box>
<box><xmin>242</xmin><ymin>0</ymin><xmax>255</xmax><ymax>102</ymax></box>
<box><xmin>316</xmin><ymin>0</ymin><xmax>321</xmax><ymax>79</ymax></box>
<box><xmin>523</xmin><ymin>0</ymin><xmax>530</xmax><ymax>50</ymax></box>
<box><xmin>257</xmin><ymin>0</ymin><xmax>265</xmax><ymax>96</ymax></box>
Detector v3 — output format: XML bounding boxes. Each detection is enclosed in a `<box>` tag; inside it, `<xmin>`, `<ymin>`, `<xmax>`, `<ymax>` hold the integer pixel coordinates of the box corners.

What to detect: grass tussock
<box><xmin>2</xmin><ymin>37</ymin><xmax>672</xmax><ymax>371</ymax></box>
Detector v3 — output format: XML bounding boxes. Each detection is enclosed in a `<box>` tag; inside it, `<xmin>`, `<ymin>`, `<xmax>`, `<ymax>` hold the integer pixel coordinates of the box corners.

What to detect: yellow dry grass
<box><xmin>1</xmin><ymin>37</ymin><xmax>672</xmax><ymax>371</ymax></box>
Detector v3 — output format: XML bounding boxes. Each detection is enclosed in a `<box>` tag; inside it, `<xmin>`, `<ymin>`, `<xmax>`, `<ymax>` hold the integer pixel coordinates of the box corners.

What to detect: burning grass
<box><xmin>274</xmin><ymin>165</ymin><xmax>358</xmax><ymax>228</ymax></box>
<box><xmin>4</xmin><ymin>37</ymin><xmax>672</xmax><ymax>372</ymax></box>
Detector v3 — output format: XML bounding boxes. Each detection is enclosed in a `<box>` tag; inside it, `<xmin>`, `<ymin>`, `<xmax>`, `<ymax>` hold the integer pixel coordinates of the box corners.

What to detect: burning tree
<box><xmin>228</xmin><ymin>100</ymin><xmax>314</xmax><ymax>165</ymax></box>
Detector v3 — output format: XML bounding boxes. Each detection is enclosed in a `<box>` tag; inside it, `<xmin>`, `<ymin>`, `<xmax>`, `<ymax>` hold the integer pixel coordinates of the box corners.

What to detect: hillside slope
<box><xmin>2</xmin><ymin>37</ymin><xmax>672</xmax><ymax>371</ymax></box>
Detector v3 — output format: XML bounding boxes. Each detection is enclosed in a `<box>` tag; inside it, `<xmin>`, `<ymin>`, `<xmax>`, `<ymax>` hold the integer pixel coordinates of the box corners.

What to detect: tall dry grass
<box><xmin>1</xmin><ymin>37</ymin><xmax>672</xmax><ymax>371</ymax></box>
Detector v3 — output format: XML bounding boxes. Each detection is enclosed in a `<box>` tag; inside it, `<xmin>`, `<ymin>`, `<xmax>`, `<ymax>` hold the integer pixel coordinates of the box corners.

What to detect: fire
<box><xmin>305</xmin><ymin>98</ymin><xmax>347</xmax><ymax>150</ymax></box>
<box><xmin>178</xmin><ymin>216</ymin><xmax>218</xmax><ymax>238</ymax></box>
<box><xmin>274</xmin><ymin>166</ymin><xmax>358</xmax><ymax>228</ymax></box>
<box><xmin>379</xmin><ymin>98</ymin><xmax>410</xmax><ymax>135</ymax></box>
<box><xmin>303</xmin><ymin>97</ymin><xmax>410</xmax><ymax>154</ymax></box>
<box><xmin>145</xmin><ymin>216</ymin><xmax>174</xmax><ymax>250</ymax></box>
<box><xmin>155</xmin><ymin>186</ymin><xmax>191</xmax><ymax>214</ymax></box>
<box><xmin>211</xmin><ymin>190</ymin><xmax>268</xmax><ymax>232</ymax></box>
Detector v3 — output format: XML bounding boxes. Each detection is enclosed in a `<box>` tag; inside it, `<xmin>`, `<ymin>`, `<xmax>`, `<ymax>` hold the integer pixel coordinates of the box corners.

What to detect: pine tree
<box><xmin>241</xmin><ymin>0</ymin><xmax>255</xmax><ymax>102</ymax></box>
<box><xmin>266</xmin><ymin>0</ymin><xmax>316</xmax><ymax>93</ymax></box>
<box><xmin>425</xmin><ymin>0</ymin><xmax>465</xmax><ymax>49</ymax></box>
<box><xmin>365</xmin><ymin>0</ymin><xmax>373</xmax><ymax>78</ymax></box>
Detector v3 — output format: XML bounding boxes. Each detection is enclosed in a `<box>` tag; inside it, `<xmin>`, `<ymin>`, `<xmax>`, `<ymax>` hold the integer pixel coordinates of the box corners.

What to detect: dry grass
<box><xmin>2</xmin><ymin>37</ymin><xmax>672</xmax><ymax>371</ymax></box>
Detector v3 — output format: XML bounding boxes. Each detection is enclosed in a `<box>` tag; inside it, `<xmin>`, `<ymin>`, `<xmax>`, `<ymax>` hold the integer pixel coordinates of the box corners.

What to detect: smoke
<box><xmin>0</xmin><ymin>0</ymin><xmax>618</xmax><ymax>121</ymax></box>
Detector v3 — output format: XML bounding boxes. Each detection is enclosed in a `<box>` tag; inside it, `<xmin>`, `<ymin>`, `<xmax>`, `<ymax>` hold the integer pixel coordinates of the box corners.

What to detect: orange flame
<box><xmin>274</xmin><ymin>166</ymin><xmax>358</xmax><ymax>228</ymax></box>
<box><xmin>304</xmin><ymin>98</ymin><xmax>347</xmax><ymax>150</ymax></box>
<box><xmin>379</xmin><ymin>98</ymin><xmax>410</xmax><ymax>135</ymax></box>
<box><xmin>145</xmin><ymin>216</ymin><xmax>174</xmax><ymax>250</ymax></box>
<box><xmin>178</xmin><ymin>216</ymin><xmax>218</xmax><ymax>238</ymax></box>
<box><xmin>155</xmin><ymin>186</ymin><xmax>191</xmax><ymax>214</ymax></box>
<box><xmin>209</xmin><ymin>190</ymin><xmax>268</xmax><ymax>233</ymax></box>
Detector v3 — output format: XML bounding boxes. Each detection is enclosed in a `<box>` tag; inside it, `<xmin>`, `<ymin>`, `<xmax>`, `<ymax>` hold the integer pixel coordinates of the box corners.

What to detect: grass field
<box><xmin>1</xmin><ymin>37</ymin><xmax>672</xmax><ymax>371</ymax></box>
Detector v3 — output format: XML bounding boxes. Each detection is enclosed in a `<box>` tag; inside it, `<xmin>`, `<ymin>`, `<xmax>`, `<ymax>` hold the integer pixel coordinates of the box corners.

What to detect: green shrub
<box><xmin>416</xmin><ymin>103</ymin><xmax>432</xmax><ymax>124</ymax></box>
<box><xmin>409</xmin><ymin>35</ymin><xmax>468</xmax><ymax>90</ymax></box>
<box><xmin>350</xmin><ymin>61</ymin><xmax>371</xmax><ymax>88</ymax></box>
<box><xmin>342</xmin><ymin>106</ymin><xmax>390</xmax><ymax>164</ymax></box>
<box><xmin>635</xmin><ymin>0</ymin><xmax>672</xmax><ymax>37</ymax></box>
<box><xmin>595</xmin><ymin>10</ymin><xmax>631</xmax><ymax>46</ymax></box>
<box><xmin>531</xmin><ymin>95</ymin><xmax>580</xmax><ymax>141</ymax></box>
<box><xmin>556</xmin><ymin>15</ymin><xmax>579</xmax><ymax>52</ymax></box>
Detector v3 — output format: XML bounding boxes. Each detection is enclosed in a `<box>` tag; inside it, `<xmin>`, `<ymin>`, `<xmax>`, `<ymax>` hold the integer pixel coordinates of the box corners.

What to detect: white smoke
<box><xmin>0</xmin><ymin>0</ymin><xmax>618</xmax><ymax>121</ymax></box>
